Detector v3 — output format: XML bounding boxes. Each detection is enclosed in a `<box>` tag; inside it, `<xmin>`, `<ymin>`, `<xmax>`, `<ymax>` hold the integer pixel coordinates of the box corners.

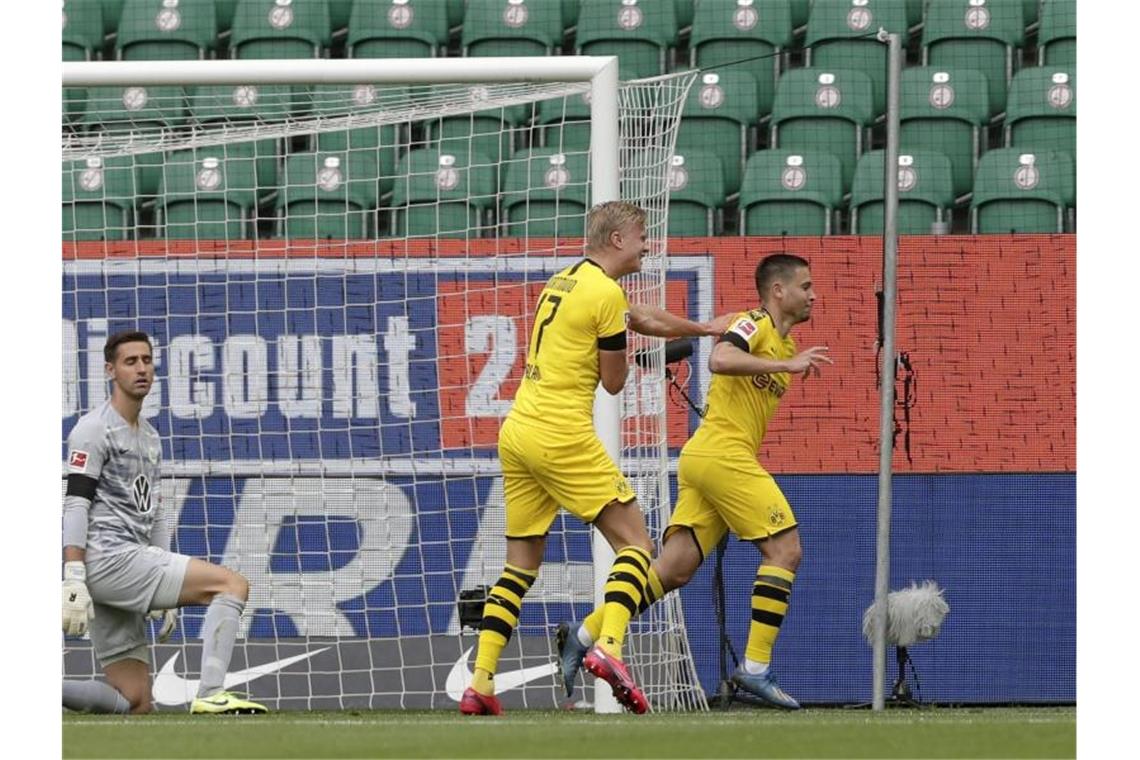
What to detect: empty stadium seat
<box><xmin>448</xmin><ymin>0</ymin><xmax>465</xmax><ymax>27</ymax></box>
<box><xmin>101</xmin><ymin>0</ymin><xmax>124</xmax><ymax>33</ymax></box>
<box><xmin>905</xmin><ymin>0</ymin><xmax>923</xmax><ymax>27</ymax></box>
<box><xmin>81</xmin><ymin>85</ymin><xmax>188</xmax><ymax>133</ymax></box>
<box><xmin>739</xmin><ymin>150</ymin><xmax>844</xmax><ymax>235</ymax></box>
<box><xmin>347</xmin><ymin>0</ymin><xmax>449</xmax><ymax>58</ymax></box>
<box><xmin>1004</xmin><ymin>68</ymin><xmax>1075</xmax><ymax>159</ymax></box>
<box><xmin>675</xmin><ymin>70</ymin><xmax>760</xmax><ymax>196</ymax></box>
<box><xmin>1022</xmin><ymin>0</ymin><xmax>1039</xmax><ymax>26</ymax></box>
<box><xmin>1038</xmin><ymin>0</ymin><xmax>1076</xmax><ymax>67</ymax></box>
<box><xmin>160</xmin><ymin>148</ymin><xmax>259</xmax><ymax>239</ymax></box>
<box><xmin>563</xmin><ymin>0</ymin><xmax>581</xmax><ymax>29</ymax></box>
<box><xmin>922</xmin><ymin>0</ymin><xmax>1024</xmax><ymax>115</ymax></box>
<box><xmin>576</xmin><ymin>0</ymin><xmax>677</xmax><ymax>79</ymax></box>
<box><xmin>501</xmin><ymin>148</ymin><xmax>590</xmax><ymax>237</ymax></box>
<box><xmin>850</xmin><ymin>149</ymin><xmax>956</xmax><ymax>234</ymax></box>
<box><xmin>462</xmin><ymin>0</ymin><xmax>562</xmax><ymax>56</ymax></box>
<box><xmin>63</xmin><ymin>156</ymin><xmax>137</xmax><ymax>240</ymax></box>
<box><xmin>675</xmin><ymin>0</ymin><xmax>694</xmax><ymax>28</ymax></box>
<box><xmin>970</xmin><ymin>149</ymin><xmax>1074</xmax><ymax>233</ymax></box>
<box><xmin>689</xmin><ymin>0</ymin><xmax>793</xmax><ymax>115</ymax></box>
<box><xmin>64</xmin><ymin>1</ymin><xmax>105</xmax><ymax>61</ymax></box>
<box><xmin>328</xmin><ymin>0</ymin><xmax>352</xmax><ymax>29</ymax></box>
<box><xmin>216</xmin><ymin>0</ymin><xmax>238</xmax><ymax>31</ymax></box>
<box><xmin>116</xmin><ymin>0</ymin><xmax>218</xmax><ymax>60</ymax></box>
<box><xmin>805</xmin><ymin>0</ymin><xmax>910</xmax><ymax>116</ymax></box>
<box><xmin>770</xmin><ymin>68</ymin><xmax>875</xmax><ymax>189</ymax></box>
<box><xmin>899</xmin><ymin>67</ymin><xmax>990</xmax><ymax>198</ymax></box>
<box><xmin>666</xmin><ymin>152</ymin><xmax>726</xmax><ymax>236</ymax></box>
<box><xmin>536</xmin><ymin>91</ymin><xmax>593</xmax><ymax>152</ymax></box>
<box><xmin>423</xmin><ymin>87</ymin><xmax>529</xmax><ymax>161</ymax></box>
<box><xmin>790</xmin><ymin>0</ymin><xmax>810</xmax><ymax>29</ymax></box>
<box><xmin>231</xmin><ymin>0</ymin><xmax>330</xmax><ymax>59</ymax></box>
<box><xmin>390</xmin><ymin>149</ymin><xmax>499</xmax><ymax>238</ymax></box>
<box><xmin>309</xmin><ymin>84</ymin><xmax>404</xmax><ymax>187</ymax></box>
<box><xmin>278</xmin><ymin>152</ymin><xmax>381</xmax><ymax>239</ymax></box>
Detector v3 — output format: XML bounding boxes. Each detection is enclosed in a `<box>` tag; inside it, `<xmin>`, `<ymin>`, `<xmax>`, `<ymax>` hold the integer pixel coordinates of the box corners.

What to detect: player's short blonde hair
<box><xmin>586</xmin><ymin>201</ymin><xmax>647</xmax><ymax>250</ymax></box>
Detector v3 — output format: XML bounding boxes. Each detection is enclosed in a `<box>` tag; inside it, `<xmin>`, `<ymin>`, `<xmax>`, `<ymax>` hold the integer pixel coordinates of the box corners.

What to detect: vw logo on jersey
<box><xmin>132</xmin><ymin>474</ymin><xmax>154</xmax><ymax>514</ymax></box>
<box><xmin>964</xmin><ymin>4</ymin><xmax>990</xmax><ymax>31</ymax></box>
<box><xmin>618</xmin><ymin>2</ymin><xmax>644</xmax><ymax>31</ymax></box>
<box><xmin>233</xmin><ymin>85</ymin><xmax>259</xmax><ymax>107</ymax></box>
<box><xmin>733</xmin><ymin>0</ymin><xmax>758</xmax><ymax>31</ymax></box>
<box><xmin>122</xmin><ymin>87</ymin><xmax>149</xmax><ymax>111</ymax></box>
<box><xmin>388</xmin><ymin>1</ymin><xmax>414</xmax><ymax>30</ymax></box>
<box><xmin>269</xmin><ymin>0</ymin><xmax>295</xmax><ymax>30</ymax></box>
<box><xmin>156</xmin><ymin>7</ymin><xmax>182</xmax><ymax>32</ymax></box>
<box><xmin>504</xmin><ymin>0</ymin><xmax>528</xmax><ymax>28</ymax></box>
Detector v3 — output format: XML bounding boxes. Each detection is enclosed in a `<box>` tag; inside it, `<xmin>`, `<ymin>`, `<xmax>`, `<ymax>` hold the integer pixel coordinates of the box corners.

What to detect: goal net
<box><xmin>62</xmin><ymin>58</ymin><xmax>706</xmax><ymax>712</ymax></box>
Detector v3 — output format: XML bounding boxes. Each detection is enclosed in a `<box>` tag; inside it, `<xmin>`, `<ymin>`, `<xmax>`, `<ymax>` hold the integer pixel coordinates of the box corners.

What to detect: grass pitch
<box><xmin>63</xmin><ymin>705</ymin><xmax>1074</xmax><ymax>759</ymax></box>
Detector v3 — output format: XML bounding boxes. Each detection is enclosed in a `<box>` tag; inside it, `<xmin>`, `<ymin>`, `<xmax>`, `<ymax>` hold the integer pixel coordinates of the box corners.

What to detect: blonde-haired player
<box><xmin>558</xmin><ymin>253</ymin><xmax>832</xmax><ymax>709</ymax></box>
<box><xmin>459</xmin><ymin>202</ymin><xmax>730</xmax><ymax>715</ymax></box>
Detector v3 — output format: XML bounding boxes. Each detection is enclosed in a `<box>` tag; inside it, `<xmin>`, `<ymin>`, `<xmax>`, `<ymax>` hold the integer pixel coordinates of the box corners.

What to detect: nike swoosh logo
<box><xmin>152</xmin><ymin>648</ymin><xmax>329</xmax><ymax>706</ymax></box>
<box><xmin>445</xmin><ymin>646</ymin><xmax>557</xmax><ymax>702</ymax></box>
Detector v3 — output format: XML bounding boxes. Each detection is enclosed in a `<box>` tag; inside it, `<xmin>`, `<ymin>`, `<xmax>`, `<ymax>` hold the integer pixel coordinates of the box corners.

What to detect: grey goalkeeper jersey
<box><xmin>66</xmin><ymin>400</ymin><xmax>163</xmax><ymax>562</ymax></box>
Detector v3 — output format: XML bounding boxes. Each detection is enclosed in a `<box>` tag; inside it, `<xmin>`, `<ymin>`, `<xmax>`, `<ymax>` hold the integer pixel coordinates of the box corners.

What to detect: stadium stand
<box><xmin>501</xmin><ymin>148</ymin><xmax>590</xmax><ymax>237</ymax></box>
<box><xmin>64</xmin><ymin>0</ymin><xmax>105</xmax><ymax>61</ymax></box>
<box><xmin>675</xmin><ymin>70</ymin><xmax>760</xmax><ymax>197</ymax></box>
<box><xmin>1004</xmin><ymin>67</ymin><xmax>1076</xmax><ymax>159</ymax></box>
<box><xmin>849</xmin><ymin>149</ymin><xmax>956</xmax><ymax>234</ymax></box>
<box><xmin>347</xmin><ymin>0</ymin><xmax>451</xmax><ymax>58</ymax></box>
<box><xmin>101</xmin><ymin>0</ymin><xmax>124</xmax><ymax>34</ymax></box>
<box><xmin>115</xmin><ymin>0</ymin><xmax>219</xmax><ymax>60</ymax></box>
<box><xmin>390</xmin><ymin>148</ymin><xmax>499</xmax><ymax>238</ymax></box>
<box><xmin>63</xmin><ymin>155</ymin><xmax>137</xmax><ymax>240</ymax></box>
<box><xmin>739</xmin><ymin>149</ymin><xmax>844</xmax><ymax>235</ymax></box>
<box><xmin>309</xmin><ymin>84</ymin><xmax>403</xmax><ymax>183</ymax></box>
<box><xmin>462</xmin><ymin>0</ymin><xmax>563</xmax><ymax>56</ymax></box>
<box><xmin>970</xmin><ymin>148</ymin><xmax>1075</xmax><ymax>234</ymax></box>
<box><xmin>1038</xmin><ymin>0</ymin><xmax>1076</xmax><ymax>67</ymax></box>
<box><xmin>576</xmin><ymin>0</ymin><xmax>677</xmax><ymax>79</ymax></box>
<box><xmin>666</xmin><ymin>152</ymin><xmax>726</xmax><ymax>236</ymax></box>
<box><xmin>277</xmin><ymin>151</ymin><xmax>382</xmax><ymax>239</ymax></box>
<box><xmin>688</xmin><ymin>0</ymin><xmax>792</xmax><ymax>115</ymax></box>
<box><xmin>536</xmin><ymin>92</ymin><xmax>593</xmax><ymax>152</ymax></box>
<box><xmin>922</xmin><ymin>0</ymin><xmax>1024</xmax><ymax>116</ymax></box>
<box><xmin>231</xmin><ymin>0</ymin><xmax>331</xmax><ymax>59</ymax></box>
<box><xmin>160</xmin><ymin>148</ymin><xmax>260</xmax><ymax>239</ymax></box>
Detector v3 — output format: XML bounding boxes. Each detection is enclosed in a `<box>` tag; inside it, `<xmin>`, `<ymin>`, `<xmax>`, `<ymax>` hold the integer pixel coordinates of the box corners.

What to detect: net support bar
<box><xmin>873</xmin><ymin>31</ymin><xmax>904</xmax><ymax>712</ymax></box>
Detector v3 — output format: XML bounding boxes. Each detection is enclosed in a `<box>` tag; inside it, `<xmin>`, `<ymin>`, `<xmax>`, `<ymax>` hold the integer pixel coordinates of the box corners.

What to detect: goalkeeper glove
<box><xmin>62</xmin><ymin>561</ymin><xmax>94</xmax><ymax>636</ymax></box>
<box><xmin>148</xmin><ymin>608</ymin><xmax>178</xmax><ymax>643</ymax></box>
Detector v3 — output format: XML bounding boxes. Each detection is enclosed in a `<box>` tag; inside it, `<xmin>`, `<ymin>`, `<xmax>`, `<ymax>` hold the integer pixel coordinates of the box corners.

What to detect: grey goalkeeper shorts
<box><xmin>85</xmin><ymin>546</ymin><xmax>191</xmax><ymax>667</ymax></box>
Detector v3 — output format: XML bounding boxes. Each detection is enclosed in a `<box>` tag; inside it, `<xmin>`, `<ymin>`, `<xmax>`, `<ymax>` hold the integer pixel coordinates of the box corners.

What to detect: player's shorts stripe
<box><xmin>751</xmin><ymin>609</ymin><xmax>784</xmax><ymax>627</ymax></box>
<box><xmin>597</xmin><ymin>331</ymin><xmax>627</xmax><ymax>351</ymax></box>
<box><xmin>487</xmin><ymin>595</ymin><xmax>520</xmax><ymax>619</ymax></box>
<box><xmin>606</xmin><ymin>571</ymin><xmax>646</xmax><ymax>590</ymax></box>
<box><xmin>719</xmin><ymin>331</ymin><xmax>750</xmax><ymax>352</ymax></box>
<box><xmin>604</xmin><ymin>590</ymin><xmax>639</xmax><ymax>615</ymax></box>
<box><xmin>66</xmin><ymin>473</ymin><xmax>99</xmax><ymax>500</ymax></box>
<box><xmin>480</xmin><ymin>615</ymin><xmax>515</xmax><ymax>640</ymax></box>
<box><xmin>756</xmin><ymin>573</ymin><xmax>794</xmax><ymax>592</ymax></box>
<box><xmin>496</xmin><ymin>577</ymin><xmax>528</xmax><ymax>598</ymax></box>
<box><xmin>752</xmin><ymin>584</ymin><xmax>790</xmax><ymax>603</ymax></box>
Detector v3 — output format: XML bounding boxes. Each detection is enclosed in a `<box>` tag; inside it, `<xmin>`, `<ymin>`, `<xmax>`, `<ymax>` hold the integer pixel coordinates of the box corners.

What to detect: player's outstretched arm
<box><xmin>709</xmin><ymin>340</ymin><xmax>832</xmax><ymax>376</ymax></box>
<box><xmin>628</xmin><ymin>304</ymin><xmax>732</xmax><ymax>339</ymax></box>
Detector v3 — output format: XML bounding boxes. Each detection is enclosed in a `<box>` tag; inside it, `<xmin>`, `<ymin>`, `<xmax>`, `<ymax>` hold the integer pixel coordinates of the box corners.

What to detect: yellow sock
<box><xmin>583</xmin><ymin>566</ymin><xmax>660</xmax><ymax>644</ymax></box>
<box><xmin>745</xmin><ymin>565</ymin><xmax>795</xmax><ymax>664</ymax></box>
<box><xmin>471</xmin><ymin>668</ymin><xmax>494</xmax><ymax>697</ymax></box>
<box><xmin>472</xmin><ymin>564</ymin><xmax>537</xmax><ymax>691</ymax></box>
<box><xmin>597</xmin><ymin>547</ymin><xmax>652</xmax><ymax>659</ymax></box>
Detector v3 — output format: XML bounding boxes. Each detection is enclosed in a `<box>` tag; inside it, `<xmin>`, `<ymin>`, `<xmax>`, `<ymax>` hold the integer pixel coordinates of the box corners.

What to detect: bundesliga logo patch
<box><xmin>69</xmin><ymin>450</ymin><xmax>88</xmax><ymax>471</ymax></box>
<box><xmin>731</xmin><ymin>320</ymin><xmax>757</xmax><ymax>338</ymax></box>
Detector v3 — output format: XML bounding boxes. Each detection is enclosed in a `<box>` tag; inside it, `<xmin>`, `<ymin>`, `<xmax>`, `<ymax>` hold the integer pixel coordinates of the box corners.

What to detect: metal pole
<box><xmin>873</xmin><ymin>31</ymin><xmax>903</xmax><ymax>712</ymax></box>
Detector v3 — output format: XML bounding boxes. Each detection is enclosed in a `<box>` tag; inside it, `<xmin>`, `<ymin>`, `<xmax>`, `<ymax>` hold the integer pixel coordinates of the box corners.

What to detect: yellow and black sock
<box><xmin>597</xmin><ymin>546</ymin><xmax>653</xmax><ymax>658</ymax></box>
<box><xmin>581</xmin><ymin>565</ymin><xmax>663</xmax><ymax>643</ymax></box>
<box><xmin>745</xmin><ymin>565</ymin><xmax>795</xmax><ymax>665</ymax></box>
<box><xmin>472</xmin><ymin>563</ymin><xmax>537</xmax><ymax>694</ymax></box>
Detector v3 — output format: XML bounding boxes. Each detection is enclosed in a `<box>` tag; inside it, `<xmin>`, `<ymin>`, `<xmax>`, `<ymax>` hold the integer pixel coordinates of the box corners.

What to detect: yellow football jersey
<box><xmin>685</xmin><ymin>309</ymin><xmax>797</xmax><ymax>456</ymax></box>
<box><xmin>507</xmin><ymin>258</ymin><xmax>629</xmax><ymax>433</ymax></box>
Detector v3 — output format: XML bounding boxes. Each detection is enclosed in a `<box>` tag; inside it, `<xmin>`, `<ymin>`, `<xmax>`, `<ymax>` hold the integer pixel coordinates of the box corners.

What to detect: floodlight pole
<box><xmin>873</xmin><ymin>31</ymin><xmax>904</xmax><ymax>713</ymax></box>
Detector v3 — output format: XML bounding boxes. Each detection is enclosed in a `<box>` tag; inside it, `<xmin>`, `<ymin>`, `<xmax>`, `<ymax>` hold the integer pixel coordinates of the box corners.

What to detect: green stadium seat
<box><xmin>231</xmin><ymin>0</ymin><xmax>330</xmax><ymax>59</ymax></box>
<box><xmin>805</xmin><ymin>0</ymin><xmax>910</xmax><ymax>117</ymax></box>
<box><xmin>328</xmin><ymin>0</ymin><xmax>352</xmax><ymax>29</ymax></box>
<box><xmin>1022</xmin><ymin>0</ymin><xmax>1039</xmax><ymax>26</ymax></box>
<box><xmin>277</xmin><ymin>152</ymin><xmax>381</xmax><ymax>239</ymax></box>
<box><xmin>1004</xmin><ymin>68</ymin><xmax>1075</xmax><ymax>159</ymax></box>
<box><xmin>309</xmin><ymin>84</ymin><xmax>405</xmax><ymax>190</ymax></box>
<box><xmin>770</xmin><ymin>68</ymin><xmax>875</xmax><ymax>190</ymax></box>
<box><xmin>739</xmin><ymin>149</ymin><xmax>844</xmax><ymax>235</ymax></box>
<box><xmin>666</xmin><ymin>152</ymin><xmax>726</xmax><ymax>236</ymax></box>
<box><xmin>970</xmin><ymin>148</ymin><xmax>1074</xmax><ymax>233</ymax></box>
<box><xmin>64</xmin><ymin>1</ymin><xmax>105</xmax><ymax>61</ymax></box>
<box><xmin>1038</xmin><ymin>0</ymin><xmax>1076</xmax><ymax>67</ymax></box>
<box><xmin>899</xmin><ymin>67</ymin><xmax>990</xmax><ymax>198</ymax></box>
<box><xmin>501</xmin><ymin>148</ymin><xmax>590</xmax><ymax>237</ymax></box>
<box><xmin>462</xmin><ymin>0</ymin><xmax>562</xmax><ymax>56</ymax></box>
<box><xmin>576</xmin><ymin>0</ymin><xmax>677</xmax><ymax>79</ymax></box>
<box><xmin>448</xmin><ymin>0</ymin><xmax>465</xmax><ymax>27</ymax></box>
<box><xmin>63</xmin><ymin>156</ymin><xmax>137</xmax><ymax>240</ymax></box>
<box><xmin>81</xmin><ymin>85</ymin><xmax>188</xmax><ymax>134</ymax></box>
<box><xmin>116</xmin><ymin>0</ymin><xmax>217</xmax><ymax>60</ymax></box>
<box><xmin>922</xmin><ymin>0</ymin><xmax>1024</xmax><ymax>115</ymax></box>
<box><xmin>850</xmin><ymin>149</ymin><xmax>956</xmax><ymax>234</ymax></box>
<box><xmin>347</xmin><ymin>0</ymin><xmax>449</xmax><ymax>58</ymax></box>
<box><xmin>64</xmin><ymin>88</ymin><xmax>88</xmax><ymax>129</ymax></box>
<box><xmin>159</xmin><ymin>148</ymin><xmax>259</xmax><ymax>239</ymax></box>
<box><xmin>790</xmin><ymin>0</ymin><xmax>810</xmax><ymax>29</ymax></box>
<box><xmin>689</xmin><ymin>0</ymin><xmax>792</xmax><ymax>115</ymax></box>
<box><xmin>675</xmin><ymin>0</ymin><xmax>693</xmax><ymax>28</ymax></box>
<box><xmin>423</xmin><ymin>86</ymin><xmax>530</xmax><ymax>161</ymax></box>
<box><xmin>536</xmin><ymin>91</ymin><xmax>593</xmax><ymax>152</ymax></box>
<box><xmin>216</xmin><ymin>0</ymin><xmax>239</xmax><ymax>31</ymax></box>
<box><xmin>905</xmin><ymin>0</ymin><xmax>923</xmax><ymax>27</ymax></box>
<box><xmin>390</xmin><ymin>148</ymin><xmax>499</xmax><ymax>238</ymax></box>
<box><xmin>187</xmin><ymin>84</ymin><xmax>305</xmax><ymax>191</ymax></box>
<box><xmin>675</xmin><ymin>70</ymin><xmax>760</xmax><ymax>196</ymax></box>
<box><xmin>563</xmin><ymin>0</ymin><xmax>581</xmax><ymax>29</ymax></box>
<box><xmin>101</xmin><ymin>0</ymin><xmax>124</xmax><ymax>32</ymax></box>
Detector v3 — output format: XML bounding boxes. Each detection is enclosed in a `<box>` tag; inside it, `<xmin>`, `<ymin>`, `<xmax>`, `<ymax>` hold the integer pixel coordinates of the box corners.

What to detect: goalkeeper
<box><xmin>558</xmin><ymin>254</ymin><xmax>831</xmax><ymax>710</ymax></box>
<box><xmin>460</xmin><ymin>202</ymin><xmax>730</xmax><ymax>715</ymax></box>
<box><xmin>62</xmin><ymin>330</ymin><xmax>266</xmax><ymax>715</ymax></box>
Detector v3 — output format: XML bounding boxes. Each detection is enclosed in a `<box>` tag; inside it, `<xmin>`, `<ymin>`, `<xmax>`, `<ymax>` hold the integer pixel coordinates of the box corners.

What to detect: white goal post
<box><xmin>62</xmin><ymin>56</ymin><xmax>706</xmax><ymax>713</ymax></box>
